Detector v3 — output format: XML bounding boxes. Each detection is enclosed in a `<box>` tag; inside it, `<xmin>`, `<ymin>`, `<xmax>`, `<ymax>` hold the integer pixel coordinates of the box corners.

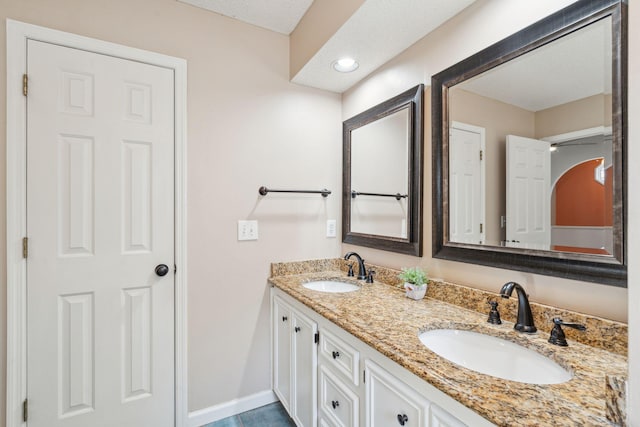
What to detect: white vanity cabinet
<box><xmin>271</xmin><ymin>288</ymin><xmax>494</xmax><ymax>427</ymax></box>
<box><xmin>272</xmin><ymin>295</ymin><xmax>318</xmax><ymax>427</ymax></box>
<box><xmin>364</xmin><ymin>360</ymin><xmax>468</xmax><ymax>427</ymax></box>
<box><xmin>318</xmin><ymin>327</ymin><xmax>361</xmax><ymax>427</ymax></box>
<box><xmin>365</xmin><ymin>360</ymin><xmax>429</xmax><ymax>427</ymax></box>
<box><xmin>318</xmin><ymin>365</ymin><xmax>359</xmax><ymax>427</ymax></box>
<box><xmin>430</xmin><ymin>405</ymin><xmax>470</xmax><ymax>427</ymax></box>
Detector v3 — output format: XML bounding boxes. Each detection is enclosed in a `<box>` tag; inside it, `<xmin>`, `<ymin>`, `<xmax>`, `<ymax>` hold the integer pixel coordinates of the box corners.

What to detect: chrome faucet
<box><xmin>344</xmin><ymin>252</ymin><xmax>367</xmax><ymax>280</ymax></box>
<box><xmin>499</xmin><ymin>282</ymin><xmax>537</xmax><ymax>333</ymax></box>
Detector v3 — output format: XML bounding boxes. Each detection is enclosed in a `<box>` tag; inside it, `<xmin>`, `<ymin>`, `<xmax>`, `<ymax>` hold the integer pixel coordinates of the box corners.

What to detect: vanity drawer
<box><xmin>319</xmin><ymin>365</ymin><xmax>359</xmax><ymax>427</ymax></box>
<box><xmin>319</xmin><ymin>327</ymin><xmax>360</xmax><ymax>385</ymax></box>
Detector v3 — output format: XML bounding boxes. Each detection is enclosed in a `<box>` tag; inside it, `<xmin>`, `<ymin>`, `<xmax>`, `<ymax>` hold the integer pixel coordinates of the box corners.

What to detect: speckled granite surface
<box><xmin>605</xmin><ymin>375</ymin><xmax>627</xmax><ymax>426</ymax></box>
<box><xmin>272</xmin><ymin>259</ymin><xmax>628</xmax><ymax>356</ymax></box>
<box><xmin>269</xmin><ymin>259</ymin><xmax>628</xmax><ymax>427</ymax></box>
<box><xmin>426</xmin><ymin>279</ymin><xmax>628</xmax><ymax>356</ymax></box>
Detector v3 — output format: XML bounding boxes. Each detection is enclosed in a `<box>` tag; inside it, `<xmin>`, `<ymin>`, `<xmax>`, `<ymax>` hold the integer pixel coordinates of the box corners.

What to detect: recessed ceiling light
<box><xmin>332</xmin><ymin>57</ymin><xmax>359</xmax><ymax>73</ymax></box>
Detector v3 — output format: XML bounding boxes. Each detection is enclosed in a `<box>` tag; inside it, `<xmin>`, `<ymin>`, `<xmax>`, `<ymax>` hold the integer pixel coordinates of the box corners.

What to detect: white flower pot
<box><xmin>404</xmin><ymin>282</ymin><xmax>427</xmax><ymax>300</ymax></box>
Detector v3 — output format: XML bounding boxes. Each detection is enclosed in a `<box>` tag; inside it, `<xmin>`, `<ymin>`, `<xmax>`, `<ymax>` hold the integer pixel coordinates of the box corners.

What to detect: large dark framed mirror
<box><xmin>343</xmin><ymin>84</ymin><xmax>424</xmax><ymax>256</ymax></box>
<box><xmin>432</xmin><ymin>0</ymin><xmax>627</xmax><ymax>286</ymax></box>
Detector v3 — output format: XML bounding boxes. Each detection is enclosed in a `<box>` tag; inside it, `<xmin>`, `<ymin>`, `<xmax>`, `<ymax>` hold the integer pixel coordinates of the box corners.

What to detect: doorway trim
<box><xmin>6</xmin><ymin>20</ymin><xmax>188</xmax><ymax>427</ymax></box>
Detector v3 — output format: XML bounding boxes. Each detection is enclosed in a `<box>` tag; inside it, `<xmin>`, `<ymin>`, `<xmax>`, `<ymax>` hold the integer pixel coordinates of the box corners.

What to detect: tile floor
<box><xmin>204</xmin><ymin>402</ymin><xmax>296</xmax><ymax>427</ymax></box>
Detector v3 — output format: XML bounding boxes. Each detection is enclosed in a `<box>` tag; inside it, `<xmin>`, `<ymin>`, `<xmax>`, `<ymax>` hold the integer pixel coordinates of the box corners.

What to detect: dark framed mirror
<box><xmin>343</xmin><ymin>84</ymin><xmax>424</xmax><ymax>256</ymax></box>
<box><xmin>432</xmin><ymin>0</ymin><xmax>627</xmax><ymax>286</ymax></box>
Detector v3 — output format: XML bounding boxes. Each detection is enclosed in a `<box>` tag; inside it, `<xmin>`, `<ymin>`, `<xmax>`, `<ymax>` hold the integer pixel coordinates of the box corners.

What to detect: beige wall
<box><xmin>0</xmin><ymin>0</ymin><xmax>342</xmax><ymax>417</ymax></box>
<box><xmin>535</xmin><ymin>94</ymin><xmax>612</xmax><ymax>138</ymax></box>
<box><xmin>342</xmin><ymin>0</ymin><xmax>628</xmax><ymax>323</ymax></box>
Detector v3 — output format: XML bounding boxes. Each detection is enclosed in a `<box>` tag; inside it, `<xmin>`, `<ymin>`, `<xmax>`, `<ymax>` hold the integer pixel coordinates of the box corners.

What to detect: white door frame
<box><xmin>6</xmin><ymin>20</ymin><xmax>188</xmax><ymax>427</ymax></box>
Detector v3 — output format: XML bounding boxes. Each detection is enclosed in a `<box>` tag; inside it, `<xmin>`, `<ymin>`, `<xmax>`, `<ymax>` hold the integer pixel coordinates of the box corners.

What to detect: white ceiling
<box><xmin>292</xmin><ymin>0</ymin><xmax>476</xmax><ymax>93</ymax></box>
<box><xmin>458</xmin><ymin>17</ymin><xmax>612</xmax><ymax>112</ymax></box>
<box><xmin>177</xmin><ymin>0</ymin><xmax>313</xmax><ymax>35</ymax></box>
<box><xmin>178</xmin><ymin>0</ymin><xmax>477</xmax><ymax>93</ymax></box>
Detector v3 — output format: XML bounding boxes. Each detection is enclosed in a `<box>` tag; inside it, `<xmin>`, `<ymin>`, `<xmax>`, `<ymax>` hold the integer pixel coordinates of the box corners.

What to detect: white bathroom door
<box><xmin>449</xmin><ymin>122</ymin><xmax>485</xmax><ymax>244</ymax></box>
<box><xmin>26</xmin><ymin>40</ymin><xmax>175</xmax><ymax>426</ymax></box>
<box><xmin>506</xmin><ymin>135</ymin><xmax>551</xmax><ymax>249</ymax></box>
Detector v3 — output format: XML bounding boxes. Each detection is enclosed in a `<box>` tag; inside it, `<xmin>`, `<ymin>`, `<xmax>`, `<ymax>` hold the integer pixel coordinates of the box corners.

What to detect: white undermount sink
<box><xmin>302</xmin><ymin>280</ymin><xmax>360</xmax><ymax>293</ymax></box>
<box><xmin>418</xmin><ymin>329</ymin><xmax>572</xmax><ymax>385</ymax></box>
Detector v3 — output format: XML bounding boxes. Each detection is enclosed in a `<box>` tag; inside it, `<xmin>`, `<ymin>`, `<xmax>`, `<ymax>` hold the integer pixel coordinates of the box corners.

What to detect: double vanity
<box><xmin>269</xmin><ymin>258</ymin><xmax>627</xmax><ymax>426</ymax></box>
<box><xmin>272</xmin><ymin>2</ymin><xmax>629</xmax><ymax>425</ymax></box>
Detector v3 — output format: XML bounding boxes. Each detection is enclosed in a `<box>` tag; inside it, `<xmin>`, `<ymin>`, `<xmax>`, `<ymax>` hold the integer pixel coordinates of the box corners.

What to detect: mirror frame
<box><xmin>343</xmin><ymin>84</ymin><xmax>424</xmax><ymax>256</ymax></box>
<box><xmin>432</xmin><ymin>0</ymin><xmax>627</xmax><ymax>286</ymax></box>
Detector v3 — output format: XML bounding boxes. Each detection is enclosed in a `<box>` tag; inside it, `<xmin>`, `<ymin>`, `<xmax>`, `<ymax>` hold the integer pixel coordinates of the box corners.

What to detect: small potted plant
<box><xmin>398</xmin><ymin>267</ymin><xmax>428</xmax><ymax>300</ymax></box>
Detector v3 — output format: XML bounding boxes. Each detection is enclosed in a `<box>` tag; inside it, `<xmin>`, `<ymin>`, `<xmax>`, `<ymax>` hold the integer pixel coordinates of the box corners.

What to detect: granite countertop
<box><xmin>268</xmin><ymin>263</ymin><xmax>627</xmax><ymax>427</ymax></box>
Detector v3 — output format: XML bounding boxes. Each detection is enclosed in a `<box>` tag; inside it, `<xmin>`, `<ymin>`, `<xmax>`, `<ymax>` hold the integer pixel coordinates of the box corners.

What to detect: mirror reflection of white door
<box><xmin>449</xmin><ymin>122</ymin><xmax>485</xmax><ymax>244</ymax></box>
<box><xmin>26</xmin><ymin>40</ymin><xmax>175</xmax><ymax>427</ymax></box>
<box><xmin>506</xmin><ymin>135</ymin><xmax>551</xmax><ymax>249</ymax></box>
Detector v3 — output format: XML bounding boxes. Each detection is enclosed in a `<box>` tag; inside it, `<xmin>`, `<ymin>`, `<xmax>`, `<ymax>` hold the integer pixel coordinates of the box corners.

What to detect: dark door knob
<box><xmin>155</xmin><ymin>264</ymin><xmax>170</xmax><ymax>277</ymax></box>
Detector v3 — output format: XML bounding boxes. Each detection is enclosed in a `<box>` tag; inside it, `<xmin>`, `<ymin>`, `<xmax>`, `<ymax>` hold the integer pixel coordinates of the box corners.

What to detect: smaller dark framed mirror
<box><xmin>343</xmin><ymin>84</ymin><xmax>424</xmax><ymax>256</ymax></box>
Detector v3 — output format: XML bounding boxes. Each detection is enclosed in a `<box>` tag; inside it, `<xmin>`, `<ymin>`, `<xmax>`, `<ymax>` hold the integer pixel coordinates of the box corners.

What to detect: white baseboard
<box><xmin>187</xmin><ymin>390</ymin><xmax>278</xmax><ymax>427</ymax></box>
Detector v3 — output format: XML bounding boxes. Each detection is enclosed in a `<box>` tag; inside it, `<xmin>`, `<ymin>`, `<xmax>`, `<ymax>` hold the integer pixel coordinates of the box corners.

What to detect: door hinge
<box><xmin>23</xmin><ymin>74</ymin><xmax>28</xmax><ymax>96</ymax></box>
<box><xmin>480</xmin><ymin>223</ymin><xmax>483</xmax><ymax>233</ymax></box>
<box><xmin>23</xmin><ymin>398</ymin><xmax>28</xmax><ymax>422</ymax></box>
<box><xmin>363</xmin><ymin>370</ymin><xmax>366</xmax><ymax>383</ymax></box>
<box><xmin>22</xmin><ymin>237</ymin><xmax>28</xmax><ymax>259</ymax></box>
<box><xmin>314</xmin><ymin>332</ymin><xmax>319</xmax><ymax>344</ymax></box>
<box><xmin>480</xmin><ymin>150</ymin><xmax>484</xmax><ymax>161</ymax></box>
<box><xmin>174</xmin><ymin>264</ymin><xmax>177</xmax><ymax>274</ymax></box>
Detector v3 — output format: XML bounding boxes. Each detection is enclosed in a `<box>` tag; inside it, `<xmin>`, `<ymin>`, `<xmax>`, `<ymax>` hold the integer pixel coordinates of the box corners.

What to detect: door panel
<box><xmin>122</xmin><ymin>287</ymin><xmax>152</xmax><ymax>401</ymax></box>
<box><xmin>27</xmin><ymin>39</ymin><xmax>175</xmax><ymax>427</ymax></box>
<box><xmin>506</xmin><ymin>135</ymin><xmax>551</xmax><ymax>249</ymax></box>
<box><xmin>449</xmin><ymin>123</ymin><xmax>484</xmax><ymax>244</ymax></box>
<box><xmin>273</xmin><ymin>296</ymin><xmax>293</xmax><ymax>411</ymax></box>
<box><xmin>59</xmin><ymin>135</ymin><xmax>94</xmax><ymax>256</ymax></box>
<box><xmin>122</xmin><ymin>141</ymin><xmax>153</xmax><ymax>253</ymax></box>
<box><xmin>292</xmin><ymin>311</ymin><xmax>318</xmax><ymax>427</ymax></box>
<box><xmin>58</xmin><ymin>293</ymin><xmax>94</xmax><ymax>418</ymax></box>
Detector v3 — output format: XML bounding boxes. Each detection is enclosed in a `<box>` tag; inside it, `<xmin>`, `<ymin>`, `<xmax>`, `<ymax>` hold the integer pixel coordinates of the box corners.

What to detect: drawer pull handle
<box><xmin>332</xmin><ymin>351</ymin><xmax>340</xmax><ymax>359</ymax></box>
<box><xmin>331</xmin><ymin>400</ymin><xmax>340</xmax><ymax>409</ymax></box>
<box><xmin>282</xmin><ymin>316</ymin><xmax>288</xmax><ymax>322</ymax></box>
<box><xmin>397</xmin><ymin>414</ymin><xmax>408</xmax><ymax>425</ymax></box>
<box><xmin>294</xmin><ymin>326</ymin><xmax>301</xmax><ymax>333</ymax></box>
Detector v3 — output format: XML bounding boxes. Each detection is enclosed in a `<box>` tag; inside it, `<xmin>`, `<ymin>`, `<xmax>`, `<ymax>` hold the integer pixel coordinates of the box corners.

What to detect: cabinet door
<box><xmin>430</xmin><ymin>404</ymin><xmax>468</xmax><ymax>427</ymax></box>
<box><xmin>273</xmin><ymin>296</ymin><xmax>292</xmax><ymax>411</ymax></box>
<box><xmin>365</xmin><ymin>360</ymin><xmax>429</xmax><ymax>427</ymax></box>
<box><xmin>292</xmin><ymin>310</ymin><xmax>318</xmax><ymax>427</ymax></box>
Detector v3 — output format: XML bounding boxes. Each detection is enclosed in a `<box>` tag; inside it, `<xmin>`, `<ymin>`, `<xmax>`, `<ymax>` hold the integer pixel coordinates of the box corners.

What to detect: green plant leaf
<box><xmin>398</xmin><ymin>267</ymin><xmax>428</xmax><ymax>286</ymax></box>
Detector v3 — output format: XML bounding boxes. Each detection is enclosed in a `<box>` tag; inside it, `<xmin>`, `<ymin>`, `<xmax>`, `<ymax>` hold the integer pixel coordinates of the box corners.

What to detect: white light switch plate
<box><xmin>238</xmin><ymin>220</ymin><xmax>258</xmax><ymax>241</ymax></box>
<box><xmin>326</xmin><ymin>219</ymin><xmax>337</xmax><ymax>237</ymax></box>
